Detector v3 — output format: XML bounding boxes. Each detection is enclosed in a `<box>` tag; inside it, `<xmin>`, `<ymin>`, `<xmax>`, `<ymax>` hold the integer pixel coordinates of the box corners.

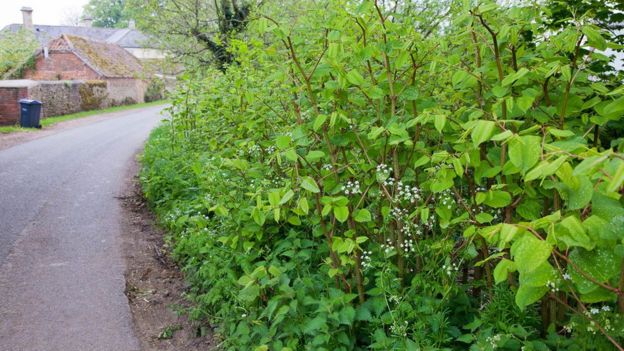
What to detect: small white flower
<box><xmin>590</xmin><ymin>308</ymin><xmax>600</xmax><ymax>315</ymax></box>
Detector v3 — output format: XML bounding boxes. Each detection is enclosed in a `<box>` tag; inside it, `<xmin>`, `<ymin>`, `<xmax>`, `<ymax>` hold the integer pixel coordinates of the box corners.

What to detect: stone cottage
<box><xmin>3</xmin><ymin>7</ymin><xmax>165</xmax><ymax>60</ymax></box>
<box><xmin>0</xmin><ymin>34</ymin><xmax>147</xmax><ymax>125</ymax></box>
<box><xmin>22</xmin><ymin>34</ymin><xmax>146</xmax><ymax>104</ymax></box>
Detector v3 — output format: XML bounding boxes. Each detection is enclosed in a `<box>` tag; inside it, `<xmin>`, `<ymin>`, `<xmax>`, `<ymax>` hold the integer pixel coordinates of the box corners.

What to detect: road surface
<box><xmin>0</xmin><ymin>105</ymin><xmax>165</xmax><ymax>351</ymax></box>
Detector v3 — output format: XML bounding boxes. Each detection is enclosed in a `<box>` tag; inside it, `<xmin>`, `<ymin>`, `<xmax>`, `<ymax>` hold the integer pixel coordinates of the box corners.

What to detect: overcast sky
<box><xmin>0</xmin><ymin>0</ymin><xmax>88</xmax><ymax>28</ymax></box>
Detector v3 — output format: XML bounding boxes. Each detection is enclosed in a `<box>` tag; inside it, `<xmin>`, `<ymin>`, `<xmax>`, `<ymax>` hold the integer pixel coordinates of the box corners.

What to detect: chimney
<box><xmin>21</xmin><ymin>7</ymin><xmax>33</xmax><ymax>30</ymax></box>
<box><xmin>128</xmin><ymin>19</ymin><xmax>136</xmax><ymax>29</ymax></box>
<box><xmin>79</xmin><ymin>16</ymin><xmax>93</xmax><ymax>27</ymax></box>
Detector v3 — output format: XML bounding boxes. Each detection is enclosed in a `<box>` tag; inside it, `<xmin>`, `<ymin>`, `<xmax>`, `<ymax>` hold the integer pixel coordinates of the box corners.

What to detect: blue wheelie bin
<box><xmin>19</xmin><ymin>99</ymin><xmax>42</xmax><ymax>128</ymax></box>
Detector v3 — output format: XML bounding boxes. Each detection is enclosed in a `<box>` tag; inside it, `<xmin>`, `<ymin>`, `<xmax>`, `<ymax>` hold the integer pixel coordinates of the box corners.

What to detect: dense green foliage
<box><xmin>0</xmin><ymin>29</ymin><xmax>38</xmax><ymax>78</ymax></box>
<box><xmin>141</xmin><ymin>1</ymin><xmax>624</xmax><ymax>349</ymax></box>
<box><xmin>83</xmin><ymin>0</ymin><xmax>129</xmax><ymax>28</ymax></box>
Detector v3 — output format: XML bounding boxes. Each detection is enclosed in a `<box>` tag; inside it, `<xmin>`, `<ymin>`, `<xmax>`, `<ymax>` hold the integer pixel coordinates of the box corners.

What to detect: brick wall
<box><xmin>22</xmin><ymin>52</ymin><xmax>100</xmax><ymax>81</ymax></box>
<box><xmin>0</xmin><ymin>86</ymin><xmax>29</xmax><ymax>125</ymax></box>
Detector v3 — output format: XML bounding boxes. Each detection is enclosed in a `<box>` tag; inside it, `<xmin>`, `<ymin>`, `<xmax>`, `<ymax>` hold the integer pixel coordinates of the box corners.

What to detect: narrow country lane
<box><xmin>0</xmin><ymin>105</ymin><xmax>164</xmax><ymax>351</ymax></box>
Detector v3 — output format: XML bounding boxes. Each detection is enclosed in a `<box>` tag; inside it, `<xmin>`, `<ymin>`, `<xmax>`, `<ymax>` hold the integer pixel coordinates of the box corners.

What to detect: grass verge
<box><xmin>0</xmin><ymin>100</ymin><xmax>168</xmax><ymax>134</ymax></box>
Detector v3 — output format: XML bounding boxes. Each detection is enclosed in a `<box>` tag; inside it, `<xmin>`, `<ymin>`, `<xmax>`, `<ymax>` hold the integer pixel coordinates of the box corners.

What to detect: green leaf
<box><xmin>434</xmin><ymin>114</ymin><xmax>446</xmax><ymax>133</ymax></box>
<box><xmin>509</xmin><ymin>136</ymin><xmax>541</xmax><ymax>174</ymax></box>
<box><xmin>604</xmin><ymin>96</ymin><xmax>624</xmax><ymax>116</ymax></box>
<box><xmin>515</xmin><ymin>284</ymin><xmax>548</xmax><ymax>310</ymax></box>
<box><xmin>452</xmin><ymin>70</ymin><xmax>470</xmax><ymax>88</ymax></box>
<box><xmin>491</xmin><ymin>130</ymin><xmax>513</xmax><ymax>142</ymax></box>
<box><xmin>313</xmin><ymin>114</ymin><xmax>328</xmax><ymax>131</ymax></box>
<box><xmin>298</xmin><ymin>197</ymin><xmax>309</xmax><ymax>215</ymax></box>
<box><xmin>582</xmin><ymin>26</ymin><xmax>607</xmax><ymax>51</ymax></box>
<box><xmin>476</xmin><ymin>212</ymin><xmax>493</xmax><ymax>223</ymax></box>
<box><xmin>368</xmin><ymin>126</ymin><xmax>385</xmax><ymax>140</ymax></box>
<box><xmin>303</xmin><ymin>316</ymin><xmax>327</xmax><ymax>334</ymax></box>
<box><xmin>276</xmin><ymin>135</ymin><xmax>291</xmax><ymax>149</ymax></box>
<box><xmin>279</xmin><ymin>190</ymin><xmax>295</xmax><ymax>205</ymax></box>
<box><xmin>482</xmin><ymin>190</ymin><xmax>512</xmax><ymax>208</ymax></box>
<box><xmin>301</xmin><ymin>176</ymin><xmax>320</xmax><ymax>193</ymax></box>
<box><xmin>414</xmin><ymin>155</ymin><xmax>430</xmax><ymax>168</ymax></box>
<box><xmin>525</xmin><ymin>156</ymin><xmax>567</xmax><ymax>182</ymax></box>
<box><xmin>284</xmin><ymin>149</ymin><xmax>298</xmax><ymax>161</ymax></box>
<box><xmin>494</xmin><ymin>259</ymin><xmax>516</xmax><ymax>284</ymax></box>
<box><xmin>334</xmin><ymin>206</ymin><xmax>349</xmax><ymax>222</ymax></box>
<box><xmin>471</xmin><ymin>120</ymin><xmax>496</xmax><ymax>147</ymax></box>
<box><xmin>517</xmin><ymin>94</ymin><xmax>535</xmax><ymax>113</ymax></box>
<box><xmin>306</xmin><ymin>150</ymin><xmax>325</xmax><ymax>162</ymax></box>
<box><xmin>559</xmin><ymin>175</ymin><xmax>593</xmax><ymax>210</ymax></box>
<box><xmin>556</xmin><ymin>216</ymin><xmax>594</xmax><ymax>250</ymax></box>
<box><xmin>607</xmin><ymin>162</ymin><xmax>624</xmax><ymax>193</ymax></box>
<box><xmin>346</xmin><ymin>70</ymin><xmax>365</xmax><ymax>86</ymax></box>
<box><xmin>569</xmin><ymin>248</ymin><xmax>620</xmax><ymax>299</ymax></box>
<box><xmin>511</xmin><ymin>234</ymin><xmax>552</xmax><ymax>274</ymax></box>
<box><xmin>502</xmin><ymin>68</ymin><xmax>529</xmax><ymax>87</ymax></box>
<box><xmin>354</xmin><ymin>209</ymin><xmax>372</xmax><ymax>223</ymax></box>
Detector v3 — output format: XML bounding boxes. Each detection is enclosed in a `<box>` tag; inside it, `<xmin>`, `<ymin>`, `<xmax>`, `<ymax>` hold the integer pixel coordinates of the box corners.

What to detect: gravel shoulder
<box><xmin>120</xmin><ymin>157</ymin><xmax>216</xmax><ymax>350</ymax></box>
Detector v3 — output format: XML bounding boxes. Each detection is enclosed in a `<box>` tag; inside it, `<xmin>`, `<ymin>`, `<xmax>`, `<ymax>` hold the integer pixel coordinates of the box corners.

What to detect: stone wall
<box><xmin>28</xmin><ymin>80</ymin><xmax>108</xmax><ymax>117</ymax></box>
<box><xmin>0</xmin><ymin>79</ymin><xmax>142</xmax><ymax>125</ymax></box>
<box><xmin>107</xmin><ymin>78</ymin><xmax>146</xmax><ymax>105</ymax></box>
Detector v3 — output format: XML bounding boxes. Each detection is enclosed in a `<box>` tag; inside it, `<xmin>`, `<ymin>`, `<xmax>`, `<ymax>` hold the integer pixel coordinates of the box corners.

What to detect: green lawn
<box><xmin>0</xmin><ymin>100</ymin><xmax>168</xmax><ymax>134</ymax></box>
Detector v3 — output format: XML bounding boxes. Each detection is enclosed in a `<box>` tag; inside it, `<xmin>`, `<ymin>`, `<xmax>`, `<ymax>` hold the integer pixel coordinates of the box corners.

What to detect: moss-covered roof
<box><xmin>61</xmin><ymin>35</ymin><xmax>143</xmax><ymax>78</ymax></box>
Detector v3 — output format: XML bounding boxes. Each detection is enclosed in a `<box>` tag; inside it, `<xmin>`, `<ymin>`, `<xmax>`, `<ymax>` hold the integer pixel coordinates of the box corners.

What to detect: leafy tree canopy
<box><xmin>83</xmin><ymin>0</ymin><xmax>130</xmax><ymax>28</ymax></box>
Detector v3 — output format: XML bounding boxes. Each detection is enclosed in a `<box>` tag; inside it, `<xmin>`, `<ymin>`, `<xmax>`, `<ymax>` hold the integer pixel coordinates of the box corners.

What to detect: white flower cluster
<box><xmin>396</xmin><ymin>181</ymin><xmax>421</xmax><ymax>203</ymax></box>
<box><xmin>423</xmin><ymin>212</ymin><xmax>436</xmax><ymax>229</ymax></box>
<box><xmin>390</xmin><ymin>207</ymin><xmax>408</xmax><ymax>219</ymax></box>
<box><xmin>390</xmin><ymin>321</ymin><xmax>408</xmax><ymax>337</ymax></box>
<box><xmin>248</xmin><ymin>144</ymin><xmax>261</xmax><ymax>155</ymax></box>
<box><xmin>361</xmin><ymin>249</ymin><xmax>373</xmax><ymax>269</ymax></box>
<box><xmin>381</xmin><ymin>238</ymin><xmax>395</xmax><ymax>255</ymax></box>
<box><xmin>442</xmin><ymin>262</ymin><xmax>459</xmax><ymax>276</ymax></box>
<box><xmin>437</xmin><ymin>189</ymin><xmax>455</xmax><ymax>209</ymax></box>
<box><xmin>271</xmin><ymin>176</ymin><xmax>286</xmax><ymax>187</ymax></box>
<box><xmin>486</xmin><ymin>334</ymin><xmax>502</xmax><ymax>348</ymax></box>
<box><xmin>383</xmin><ymin>177</ymin><xmax>395</xmax><ymax>187</ymax></box>
<box><xmin>399</xmin><ymin>237</ymin><xmax>416</xmax><ymax>253</ymax></box>
<box><xmin>376</xmin><ymin>163</ymin><xmax>390</xmax><ymax>175</ymax></box>
<box><xmin>546</xmin><ymin>280</ymin><xmax>559</xmax><ymax>293</ymax></box>
<box><xmin>400</xmin><ymin>222</ymin><xmax>422</xmax><ymax>238</ymax></box>
<box><xmin>342</xmin><ymin>180</ymin><xmax>361</xmax><ymax>196</ymax></box>
<box><xmin>562</xmin><ymin>273</ymin><xmax>571</xmax><ymax>280</ymax></box>
<box><xmin>266</xmin><ymin>146</ymin><xmax>276</xmax><ymax>154</ymax></box>
<box><xmin>321</xmin><ymin>163</ymin><xmax>333</xmax><ymax>171</ymax></box>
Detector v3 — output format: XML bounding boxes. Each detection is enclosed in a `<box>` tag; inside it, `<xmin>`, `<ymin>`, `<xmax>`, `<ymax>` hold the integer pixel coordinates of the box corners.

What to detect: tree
<box><xmin>83</xmin><ymin>0</ymin><xmax>129</xmax><ymax>28</ymax></box>
<box><xmin>127</xmin><ymin>0</ymin><xmax>253</xmax><ymax>71</ymax></box>
<box><xmin>0</xmin><ymin>29</ymin><xmax>38</xmax><ymax>78</ymax></box>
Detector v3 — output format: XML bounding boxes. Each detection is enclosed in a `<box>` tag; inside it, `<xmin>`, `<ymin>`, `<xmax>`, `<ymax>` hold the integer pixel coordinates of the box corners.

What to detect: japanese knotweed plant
<box><xmin>146</xmin><ymin>0</ymin><xmax>624</xmax><ymax>349</ymax></box>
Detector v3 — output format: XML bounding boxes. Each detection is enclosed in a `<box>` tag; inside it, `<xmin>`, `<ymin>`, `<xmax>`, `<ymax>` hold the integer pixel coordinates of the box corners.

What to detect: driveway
<box><xmin>0</xmin><ymin>105</ymin><xmax>164</xmax><ymax>350</ymax></box>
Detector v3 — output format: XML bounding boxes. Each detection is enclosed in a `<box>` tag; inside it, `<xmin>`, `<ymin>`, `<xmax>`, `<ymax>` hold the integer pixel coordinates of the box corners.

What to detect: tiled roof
<box><xmin>49</xmin><ymin>35</ymin><xmax>143</xmax><ymax>78</ymax></box>
<box><xmin>2</xmin><ymin>24</ymin><xmax>153</xmax><ymax>49</ymax></box>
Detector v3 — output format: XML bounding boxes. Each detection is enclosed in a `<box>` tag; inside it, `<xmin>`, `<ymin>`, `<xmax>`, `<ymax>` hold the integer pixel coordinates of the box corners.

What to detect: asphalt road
<box><xmin>0</xmin><ymin>105</ymin><xmax>164</xmax><ymax>351</ymax></box>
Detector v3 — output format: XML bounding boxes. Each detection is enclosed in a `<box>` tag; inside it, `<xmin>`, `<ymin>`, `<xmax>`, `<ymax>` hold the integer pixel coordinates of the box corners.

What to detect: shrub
<box><xmin>141</xmin><ymin>1</ymin><xmax>624</xmax><ymax>349</ymax></box>
<box><xmin>144</xmin><ymin>78</ymin><xmax>165</xmax><ymax>102</ymax></box>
